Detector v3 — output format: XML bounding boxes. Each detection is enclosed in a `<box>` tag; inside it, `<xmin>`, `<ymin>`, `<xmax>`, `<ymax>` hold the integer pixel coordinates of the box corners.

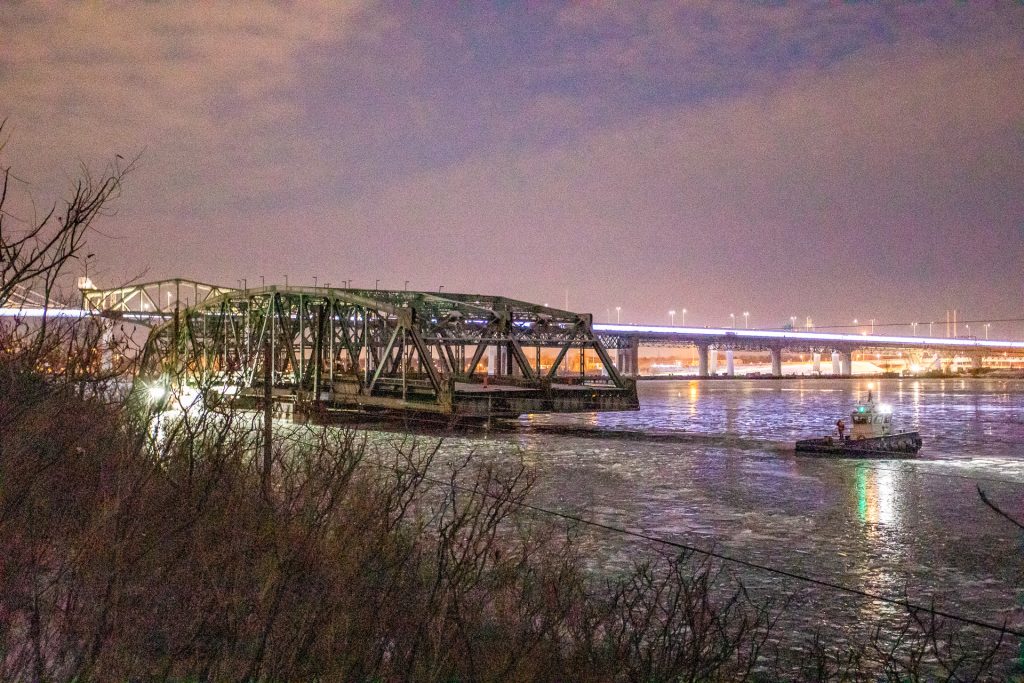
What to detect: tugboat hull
<box><xmin>795</xmin><ymin>432</ymin><xmax>922</xmax><ymax>458</ymax></box>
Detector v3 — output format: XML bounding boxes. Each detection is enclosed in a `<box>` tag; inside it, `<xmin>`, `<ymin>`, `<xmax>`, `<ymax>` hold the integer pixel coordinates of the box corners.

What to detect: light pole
<box><xmin>669</xmin><ymin>310</ymin><xmax>675</xmax><ymax>325</ymax></box>
<box><xmin>615</xmin><ymin>306</ymin><xmax>621</xmax><ymax>324</ymax></box>
<box><xmin>681</xmin><ymin>308</ymin><xmax>687</xmax><ymax>326</ymax></box>
<box><xmin>929</xmin><ymin>321</ymin><xmax>934</xmax><ymax>337</ymax></box>
<box><xmin>284</xmin><ymin>275</ymin><xmax>288</xmax><ymax>288</ymax></box>
<box><xmin>790</xmin><ymin>316</ymin><xmax>797</xmax><ymax>330</ymax></box>
<box><xmin>869</xmin><ymin>319</ymin><xmax>875</xmax><ymax>334</ymax></box>
<box><xmin>984</xmin><ymin>323</ymin><xmax>990</xmax><ymax>339</ymax></box>
<box><xmin>404</xmin><ymin>280</ymin><xmax>409</xmax><ymax>291</ymax></box>
<box><xmin>743</xmin><ymin>311</ymin><xmax>749</xmax><ymax>329</ymax></box>
<box><xmin>911</xmin><ymin>321</ymin><xmax>918</xmax><ymax>336</ymax></box>
<box><xmin>313</xmin><ymin>276</ymin><xmax>318</xmax><ymax>288</ymax></box>
<box><xmin>375</xmin><ymin>279</ymin><xmax>380</xmax><ymax>290</ymax></box>
<box><xmin>729</xmin><ymin>313</ymin><xmax>735</xmax><ymax>328</ymax></box>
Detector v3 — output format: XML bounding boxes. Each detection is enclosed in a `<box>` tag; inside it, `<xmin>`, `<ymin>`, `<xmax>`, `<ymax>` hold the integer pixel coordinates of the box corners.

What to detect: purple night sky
<box><xmin>2</xmin><ymin>2</ymin><xmax>1022</xmax><ymax>332</ymax></box>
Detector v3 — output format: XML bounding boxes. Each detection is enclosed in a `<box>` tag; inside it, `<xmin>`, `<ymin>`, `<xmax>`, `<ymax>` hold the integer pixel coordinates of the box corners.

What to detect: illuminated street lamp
<box><xmin>929</xmin><ymin>321</ymin><xmax>934</xmax><ymax>337</ymax></box>
<box><xmin>615</xmin><ymin>306</ymin><xmax>621</xmax><ymax>324</ymax></box>
<box><xmin>911</xmin><ymin>321</ymin><xmax>918</xmax><ymax>336</ymax></box>
<box><xmin>730</xmin><ymin>313</ymin><xmax>735</xmax><ymax>328</ymax></box>
<box><xmin>869</xmin><ymin>319</ymin><xmax>876</xmax><ymax>334</ymax></box>
<box><xmin>790</xmin><ymin>316</ymin><xmax>797</xmax><ymax>330</ymax></box>
<box><xmin>681</xmin><ymin>308</ymin><xmax>687</xmax><ymax>326</ymax></box>
<box><xmin>669</xmin><ymin>309</ymin><xmax>676</xmax><ymax>325</ymax></box>
<box><xmin>743</xmin><ymin>311</ymin><xmax>749</xmax><ymax>329</ymax></box>
<box><xmin>984</xmin><ymin>323</ymin><xmax>990</xmax><ymax>339</ymax></box>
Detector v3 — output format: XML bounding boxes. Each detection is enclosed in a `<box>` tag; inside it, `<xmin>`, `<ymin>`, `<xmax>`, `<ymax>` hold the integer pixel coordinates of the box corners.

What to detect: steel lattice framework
<box><xmin>140</xmin><ymin>285</ymin><xmax>638</xmax><ymax>420</ymax></box>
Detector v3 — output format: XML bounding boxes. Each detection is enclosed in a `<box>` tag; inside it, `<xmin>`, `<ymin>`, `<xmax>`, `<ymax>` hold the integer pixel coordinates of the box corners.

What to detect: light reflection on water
<box><xmin>418</xmin><ymin>378</ymin><xmax>1024</xmax><ymax>645</ymax></box>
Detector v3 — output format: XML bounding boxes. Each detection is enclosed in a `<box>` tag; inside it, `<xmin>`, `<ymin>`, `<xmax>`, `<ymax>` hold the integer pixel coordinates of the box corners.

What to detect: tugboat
<box><xmin>795</xmin><ymin>393</ymin><xmax>922</xmax><ymax>458</ymax></box>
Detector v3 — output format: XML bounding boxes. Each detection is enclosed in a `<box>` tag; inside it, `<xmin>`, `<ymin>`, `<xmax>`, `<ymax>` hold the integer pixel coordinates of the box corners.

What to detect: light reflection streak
<box><xmin>854</xmin><ymin>464</ymin><xmax>902</xmax><ymax>622</ymax></box>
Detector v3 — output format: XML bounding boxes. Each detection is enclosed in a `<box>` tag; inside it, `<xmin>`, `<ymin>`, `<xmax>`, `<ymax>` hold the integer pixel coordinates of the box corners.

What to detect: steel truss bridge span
<box><xmin>139</xmin><ymin>284</ymin><xmax>638</xmax><ymax>421</ymax></box>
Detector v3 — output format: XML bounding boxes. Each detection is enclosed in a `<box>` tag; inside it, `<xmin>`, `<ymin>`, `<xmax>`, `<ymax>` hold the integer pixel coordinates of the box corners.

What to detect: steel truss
<box><xmin>141</xmin><ymin>286</ymin><xmax>638</xmax><ymax>419</ymax></box>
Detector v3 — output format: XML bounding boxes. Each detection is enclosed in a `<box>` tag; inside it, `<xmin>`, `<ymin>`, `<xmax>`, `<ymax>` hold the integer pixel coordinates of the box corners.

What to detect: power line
<box><xmin>208</xmin><ymin>420</ymin><xmax>1024</xmax><ymax>638</ymax></box>
<box><xmin>364</xmin><ymin>457</ymin><xmax>1024</xmax><ymax>640</ymax></box>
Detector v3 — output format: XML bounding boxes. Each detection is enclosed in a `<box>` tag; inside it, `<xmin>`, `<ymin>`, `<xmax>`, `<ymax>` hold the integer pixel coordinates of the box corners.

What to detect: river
<box><xmin>393</xmin><ymin>377</ymin><xmax>1024</xmax><ymax>663</ymax></box>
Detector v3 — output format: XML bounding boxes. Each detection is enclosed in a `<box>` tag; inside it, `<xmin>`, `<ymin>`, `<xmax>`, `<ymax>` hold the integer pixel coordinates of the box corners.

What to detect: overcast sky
<box><xmin>2</xmin><ymin>2</ymin><xmax>1022</xmax><ymax>331</ymax></box>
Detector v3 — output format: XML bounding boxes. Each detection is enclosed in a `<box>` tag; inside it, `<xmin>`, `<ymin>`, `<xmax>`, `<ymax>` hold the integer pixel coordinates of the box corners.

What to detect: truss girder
<box><xmin>141</xmin><ymin>286</ymin><xmax>635</xmax><ymax>417</ymax></box>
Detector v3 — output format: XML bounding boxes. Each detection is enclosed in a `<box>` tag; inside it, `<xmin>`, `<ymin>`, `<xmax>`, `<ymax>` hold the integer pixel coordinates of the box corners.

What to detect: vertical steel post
<box><xmin>262</xmin><ymin>337</ymin><xmax>272</xmax><ymax>498</ymax></box>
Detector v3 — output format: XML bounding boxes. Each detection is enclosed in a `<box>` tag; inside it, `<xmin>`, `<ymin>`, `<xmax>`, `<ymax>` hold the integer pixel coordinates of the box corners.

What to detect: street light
<box><xmin>869</xmin><ymin>319</ymin><xmax>875</xmax><ymax>334</ymax></box>
<box><xmin>911</xmin><ymin>321</ymin><xmax>918</xmax><ymax>336</ymax></box>
<box><xmin>669</xmin><ymin>310</ymin><xmax>675</xmax><ymax>325</ymax></box>
<box><xmin>404</xmin><ymin>280</ymin><xmax>409</xmax><ymax>291</ymax></box>
<box><xmin>313</xmin><ymin>276</ymin><xmax>318</xmax><ymax>288</ymax></box>
<box><xmin>984</xmin><ymin>323</ymin><xmax>990</xmax><ymax>339</ymax></box>
<box><xmin>743</xmin><ymin>311</ymin><xmax>749</xmax><ymax>329</ymax></box>
<box><xmin>375</xmin><ymin>279</ymin><xmax>380</xmax><ymax>290</ymax></box>
<box><xmin>681</xmin><ymin>308</ymin><xmax>687</xmax><ymax>326</ymax></box>
<box><xmin>790</xmin><ymin>316</ymin><xmax>797</xmax><ymax>330</ymax></box>
<box><xmin>615</xmin><ymin>306</ymin><xmax>621</xmax><ymax>324</ymax></box>
<box><xmin>929</xmin><ymin>321</ymin><xmax>934</xmax><ymax>337</ymax></box>
<box><xmin>729</xmin><ymin>313</ymin><xmax>735</xmax><ymax>328</ymax></box>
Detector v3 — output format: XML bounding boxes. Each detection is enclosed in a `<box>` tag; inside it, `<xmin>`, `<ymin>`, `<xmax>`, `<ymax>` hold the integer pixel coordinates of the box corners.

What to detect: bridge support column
<box><xmin>840</xmin><ymin>351</ymin><xmax>853</xmax><ymax>376</ymax></box>
<box><xmin>812</xmin><ymin>352</ymin><xmax>821</xmax><ymax>375</ymax></box>
<box><xmin>697</xmin><ymin>344</ymin><xmax>709</xmax><ymax>377</ymax></box>
<box><xmin>831</xmin><ymin>351</ymin><xmax>841</xmax><ymax>376</ymax></box>
<box><xmin>726</xmin><ymin>349</ymin><xmax>735</xmax><ymax>376</ymax></box>
<box><xmin>770</xmin><ymin>348</ymin><xmax>782</xmax><ymax>377</ymax></box>
<box><xmin>627</xmin><ymin>337</ymin><xmax>640</xmax><ymax>377</ymax></box>
<box><xmin>708</xmin><ymin>347</ymin><xmax>718</xmax><ymax>375</ymax></box>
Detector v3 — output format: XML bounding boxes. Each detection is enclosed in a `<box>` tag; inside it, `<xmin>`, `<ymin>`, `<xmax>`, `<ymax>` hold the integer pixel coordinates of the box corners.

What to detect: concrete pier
<box><xmin>726</xmin><ymin>349</ymin><xmax>735</xmax><ymax>376</ymax></box>
<box><xmin>770</xmin><ymin>348</ymin><xmax>782</xmax><ymax>377</ymax></box>
<box><xmin>831</xmin><ymin>351</ymin><xmax>841</xmax><ymax>375</ymax></box>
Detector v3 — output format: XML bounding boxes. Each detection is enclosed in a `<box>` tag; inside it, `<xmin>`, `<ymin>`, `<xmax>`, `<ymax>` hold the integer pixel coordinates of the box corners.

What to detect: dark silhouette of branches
<box><xmin>0</xmin><ymin>119</ymin><xmax>134</xmax><ymax>308</ymax></box>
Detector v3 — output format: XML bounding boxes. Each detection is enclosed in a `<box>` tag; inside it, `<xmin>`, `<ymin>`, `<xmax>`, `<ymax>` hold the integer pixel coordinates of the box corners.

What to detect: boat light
<box><xmin>877</xmin><ymin>403</ymin><xmax>894</xmax><ymax>414</ymax></box>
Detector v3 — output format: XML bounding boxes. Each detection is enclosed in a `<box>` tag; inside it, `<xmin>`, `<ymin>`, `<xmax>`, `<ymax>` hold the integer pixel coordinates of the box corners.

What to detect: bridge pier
<box><xmin>770</xmin><ymin>347</ymin><xmax>782</xmax><ymax>377</ymax></box>
<box><xmin>840</xmin><ymin>351</ymin><xmax>853</xmax><ymax>375</ymax></box>
<box><xmin>708</xmin><ymin>347</ymin><xmax>718</xmax><ymax>376</ymax></box>
<box><xmin>831</xmin><ymin>351</ymin><xmax>841</xmax><ymax>375</ymax></box>
<box><xmin>616</xmin><ymin>338</ymin><xmax>640</xmax><ymax>377</ymax></box>
<box><xmin>812</xmin><ymin>352</ymin><xmax>821</xmax><ymax>375</ymax></box>
<box><xmin>697</xmin><ymin>344</ymin><xmax>709</xmax><ymax>377</ymax></box>
<box><xmin>726</xmin><ymin>349</ymin><xmax>735</xmax><ymax>376</ymax></box>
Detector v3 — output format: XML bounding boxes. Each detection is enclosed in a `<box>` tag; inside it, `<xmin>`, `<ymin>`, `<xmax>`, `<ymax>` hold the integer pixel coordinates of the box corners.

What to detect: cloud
<box><xmin>1</xmin><ymin>2</ymin><xmax>1020</xmax><ymax>325</ymax></box>
<box><xmin>305</xmin><ymin>37</ymin><xmax>1024</xmax><ymax>322</ymax></box>
<box><xmin>0</xmin><ymin>1</ymin><xmax>369</xmax><ymax>210</ymax></box>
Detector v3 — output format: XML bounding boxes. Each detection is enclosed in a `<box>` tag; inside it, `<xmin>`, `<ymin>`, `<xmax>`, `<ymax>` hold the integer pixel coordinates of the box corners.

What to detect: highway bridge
<box><xmin>594</xmin><ymin>323</ymin><xmax>1024</xmax><ymax>377</ymax></box>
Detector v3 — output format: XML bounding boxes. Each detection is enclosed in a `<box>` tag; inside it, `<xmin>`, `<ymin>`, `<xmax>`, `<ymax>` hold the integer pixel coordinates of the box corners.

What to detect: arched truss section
<box><xmin>141</xmin><ymin>286</ymin><xmax>638</xmax><ymax>419</ymax></box>
<box><xmin>82</xmin><ymin>278</ymin><xmax>234</xmax><ymax>323</ymax></box>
